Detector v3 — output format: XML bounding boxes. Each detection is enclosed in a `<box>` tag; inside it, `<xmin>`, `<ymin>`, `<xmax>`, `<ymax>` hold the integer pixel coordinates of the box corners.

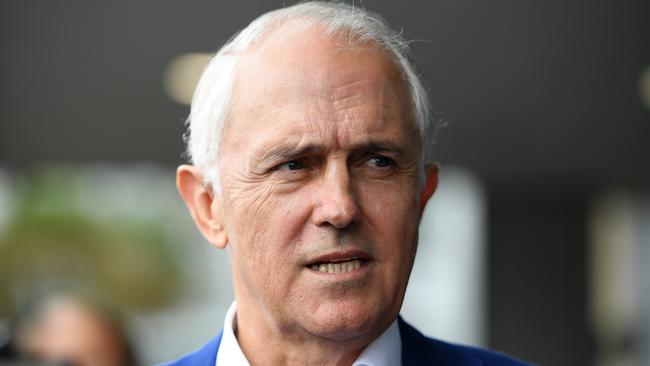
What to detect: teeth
<box><xmin>310</xmin><ymin>260</ymin><xmax>361</xmax><ymax>274</ymax></box>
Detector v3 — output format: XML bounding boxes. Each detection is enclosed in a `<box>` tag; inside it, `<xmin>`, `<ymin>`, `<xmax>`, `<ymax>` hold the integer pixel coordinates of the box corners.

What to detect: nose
<box><xmin>312</xmin><ymin>159</ymin><xmax>360</xmax><ymax>229</ymax></box>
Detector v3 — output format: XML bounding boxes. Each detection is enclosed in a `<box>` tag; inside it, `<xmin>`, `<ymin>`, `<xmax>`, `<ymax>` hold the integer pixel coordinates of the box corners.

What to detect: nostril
<box><xmin>321</xmin><ymin>200</ymin><xmax>359</xmax><ymax>228</ymax></box>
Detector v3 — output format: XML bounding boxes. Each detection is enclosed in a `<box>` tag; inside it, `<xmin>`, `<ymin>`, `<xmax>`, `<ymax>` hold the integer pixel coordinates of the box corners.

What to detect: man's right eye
<box><xmin>278</xmin><ymin>160</ymin><xmax>306</xmax><ymax>171</ymax></box>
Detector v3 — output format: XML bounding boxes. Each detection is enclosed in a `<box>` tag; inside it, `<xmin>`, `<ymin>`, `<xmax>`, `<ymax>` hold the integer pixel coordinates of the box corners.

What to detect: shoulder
<box><xmin>158</xmin><ymin>332</ymin><xmax>223</xmax><ymax>366</ymax></box>
<box><xmin>398</xmin><ymin>317</ymin><xmax>533</xmax><ymax>366</ymax></box>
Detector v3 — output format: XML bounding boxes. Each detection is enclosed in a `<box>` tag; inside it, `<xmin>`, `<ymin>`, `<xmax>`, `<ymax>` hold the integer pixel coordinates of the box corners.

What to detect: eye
<box><xmin>278</xmin><ymin>160</ymin><xmax>307</xmax><ymax>171</ymax></box>
<box><xmin>367</xmin><ymin>155</ymin><xmax>394</xmax><ymax>168</ymax></box>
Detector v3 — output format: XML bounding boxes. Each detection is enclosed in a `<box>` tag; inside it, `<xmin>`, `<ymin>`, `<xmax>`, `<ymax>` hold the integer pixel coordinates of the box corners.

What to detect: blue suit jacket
<box><xmin>162</xmin><ymin>317</ymin><xmax>531</xmax><ymax>366</ymax></box>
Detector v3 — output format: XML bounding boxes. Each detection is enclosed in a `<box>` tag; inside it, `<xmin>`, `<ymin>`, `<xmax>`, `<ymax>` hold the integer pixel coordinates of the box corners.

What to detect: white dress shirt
<box><xmin>216</xmin><ymin>302</ymin><xmax>402</xmax><ymax>366</ymax></box>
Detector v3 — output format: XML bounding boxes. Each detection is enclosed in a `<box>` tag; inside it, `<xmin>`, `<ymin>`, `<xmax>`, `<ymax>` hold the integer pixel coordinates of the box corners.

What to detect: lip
<box><xmin>305</xmin><ymin>249</ymin><xmax>371</xmax><ymax>266</ymax></box>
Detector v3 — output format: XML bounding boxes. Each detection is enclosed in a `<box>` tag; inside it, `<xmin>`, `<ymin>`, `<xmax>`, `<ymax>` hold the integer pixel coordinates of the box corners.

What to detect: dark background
<box><xmin>2</xmin><ymin>1</ymin><xmax>649</xmax><ymax>364</ymax></box>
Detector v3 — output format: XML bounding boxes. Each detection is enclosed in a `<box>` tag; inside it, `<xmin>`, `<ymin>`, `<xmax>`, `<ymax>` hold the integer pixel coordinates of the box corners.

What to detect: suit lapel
<box><xmin>399</xmin><ymin>317</ymin><xmax>483</xmax><ymax>366</ymax></box>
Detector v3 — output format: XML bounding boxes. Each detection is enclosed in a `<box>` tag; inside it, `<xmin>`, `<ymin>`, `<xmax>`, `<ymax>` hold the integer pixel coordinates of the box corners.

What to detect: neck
<box><xmin>234</xmin><ymin>302</ymin><xmax>374</xmax><ymax>366</ymax></box>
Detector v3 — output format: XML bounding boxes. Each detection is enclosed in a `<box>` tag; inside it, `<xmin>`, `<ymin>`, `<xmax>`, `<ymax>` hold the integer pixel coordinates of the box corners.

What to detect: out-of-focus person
<box><xmin>14</xmin><ymin>294</ymin><xmax>135</xmax><ymax>366</ymax></box>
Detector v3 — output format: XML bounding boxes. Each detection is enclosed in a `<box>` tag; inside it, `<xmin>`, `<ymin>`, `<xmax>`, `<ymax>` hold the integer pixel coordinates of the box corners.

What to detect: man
<box><xmin>168</xmin><ymin>1</ymin><xmax>531</xmax><ymax>365</ymax></box>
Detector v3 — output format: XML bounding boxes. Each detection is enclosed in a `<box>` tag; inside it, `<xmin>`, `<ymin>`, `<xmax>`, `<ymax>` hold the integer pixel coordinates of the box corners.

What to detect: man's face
<box><xmin>217</xmin><ymin>25</ymin><xmax>427</xmax><ymax>340</ymax></box>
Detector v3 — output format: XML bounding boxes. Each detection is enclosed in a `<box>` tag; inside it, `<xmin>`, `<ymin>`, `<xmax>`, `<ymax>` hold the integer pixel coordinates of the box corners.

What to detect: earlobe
<box><xmin>419</xmin><ymin>164</ymin><xmax>439</xmax><ymax>216</ymax></box>
<box><xmin>176</xmin><ymin>165</ymin><xmax>229</xmax><ymax>249</ymax></box>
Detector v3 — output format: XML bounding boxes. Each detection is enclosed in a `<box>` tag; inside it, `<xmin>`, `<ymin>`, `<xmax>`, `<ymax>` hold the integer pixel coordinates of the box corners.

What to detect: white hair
<box><xmin>185</xmin><ymin>1</ymin><xmax>435</xmax><ymax>192</ymax></box>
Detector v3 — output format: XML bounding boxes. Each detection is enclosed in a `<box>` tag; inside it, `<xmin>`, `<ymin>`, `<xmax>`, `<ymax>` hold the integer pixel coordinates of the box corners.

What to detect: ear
<box><xmin>176</xmin><ymin>165</ymin><xmax>229</xmax><ymax>249</ymax></box>
<box><xmin>419</xmin><ymin>164</ymin><xmax>439</xmax><ymax>216</ymax></box>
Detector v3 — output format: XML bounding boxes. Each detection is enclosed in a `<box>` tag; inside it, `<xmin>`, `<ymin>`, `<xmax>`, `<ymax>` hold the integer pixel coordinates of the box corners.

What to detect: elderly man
<box><xmin>168</xmin><ymin>2</ymin><xmax>530</xmax><ymax>365</ymax></box>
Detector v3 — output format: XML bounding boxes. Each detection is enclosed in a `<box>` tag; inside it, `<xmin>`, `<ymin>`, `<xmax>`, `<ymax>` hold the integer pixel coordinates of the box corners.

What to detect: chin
<box><xmin>305</xmin><ymin>320</ymin><xmax>368</xmax><ymax>342</ymax></box>
<box><xmin>301</xmin><ymin>301</ymin><xmax>395</xmax><ymax>342</ymax></box>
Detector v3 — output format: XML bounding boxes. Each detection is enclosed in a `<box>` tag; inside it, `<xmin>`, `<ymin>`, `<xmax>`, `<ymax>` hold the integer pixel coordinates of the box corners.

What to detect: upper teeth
<box><xmin>311</xmin><ymin>259</ymin><xmax>361</xmax><ymax>273</ymax></box>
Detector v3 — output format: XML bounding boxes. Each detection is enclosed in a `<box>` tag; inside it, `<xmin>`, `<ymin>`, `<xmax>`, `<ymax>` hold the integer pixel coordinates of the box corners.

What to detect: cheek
<box><xmin>359</xmin><ymin>181</ymin><xmax>420</xmax><ymax>270</ymax></box>
<box><xmin>225</xmin><ymin>185</ymin><xmax>313</xmax><ymax>277</ymax></box>
<box><xmin>360</xmin><ymin>181</ymin><xmax>420</xmax><ymax>232</ymax></box>
<box><xmin>233</xmin><ymin>202</ymin><xmax>316</xmax><ymax>306</ymax></box>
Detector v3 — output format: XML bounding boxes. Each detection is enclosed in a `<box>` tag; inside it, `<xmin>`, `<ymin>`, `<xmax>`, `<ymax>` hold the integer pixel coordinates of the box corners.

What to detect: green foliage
<box><xmin>0</xmin><ymin>167</ymin><xmax>183</xmax><ymax>317</ymax></box>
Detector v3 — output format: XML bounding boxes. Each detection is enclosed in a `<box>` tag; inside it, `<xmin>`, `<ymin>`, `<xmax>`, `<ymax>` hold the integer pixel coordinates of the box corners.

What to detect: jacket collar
<box><xmin>399</xmin><ymin>316</ymin><xmax>483</xmax><ymax>366</ymax></box>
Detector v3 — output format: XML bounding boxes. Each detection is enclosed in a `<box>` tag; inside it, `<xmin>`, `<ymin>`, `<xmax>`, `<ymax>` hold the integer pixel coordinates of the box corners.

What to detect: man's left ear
<box><xmin>419</xmin><ymin>164</ymin><xmax>439</xmax><ymax>216</ymax></box>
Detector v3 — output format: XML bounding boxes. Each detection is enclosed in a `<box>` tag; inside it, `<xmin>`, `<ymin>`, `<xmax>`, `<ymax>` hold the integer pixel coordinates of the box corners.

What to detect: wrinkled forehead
<box><xmin>226</xmin><ymin>22</ymin><xmax>414</xmax><ymax>128</ymax></box>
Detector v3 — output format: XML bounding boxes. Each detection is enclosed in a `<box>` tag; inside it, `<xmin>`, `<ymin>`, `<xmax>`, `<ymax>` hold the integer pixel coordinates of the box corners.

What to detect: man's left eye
<box><xmin>368</xmin><ymin>156</ymin><xmax>394</xmax><ymax>168</ymax></box>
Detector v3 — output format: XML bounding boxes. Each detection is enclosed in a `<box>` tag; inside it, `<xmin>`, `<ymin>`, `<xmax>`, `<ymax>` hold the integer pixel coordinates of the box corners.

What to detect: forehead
<box><xmin>223</xmin><ymin>23</ymin><xmax>416</xmax><ymax>151</ymax></box>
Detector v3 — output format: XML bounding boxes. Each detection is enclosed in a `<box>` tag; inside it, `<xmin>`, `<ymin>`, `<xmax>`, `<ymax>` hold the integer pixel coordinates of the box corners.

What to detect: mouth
<box><xmin>306</xmin><ymin>251</ymin><xmax>370</xmax><ymax>274</ymax></box>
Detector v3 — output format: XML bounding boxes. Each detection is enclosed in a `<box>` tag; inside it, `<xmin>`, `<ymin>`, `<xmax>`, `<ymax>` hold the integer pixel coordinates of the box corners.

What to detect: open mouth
<box><xmin>308</xmin><ymin>257</ymin><xmax>368</xmax><ymax>274</ymax></box>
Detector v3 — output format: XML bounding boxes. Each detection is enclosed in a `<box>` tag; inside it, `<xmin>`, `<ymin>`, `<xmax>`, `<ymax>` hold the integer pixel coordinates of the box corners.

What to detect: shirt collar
<box><xmin>353</xmin><ymin>319</ymin><xmax>402</xmax><ymax>366</ymax></box>
<box><xmin>216</xmin><ymin>302</ymin><xmax>251</xmax><ymax>366</ymax></box>
<box><xmin>216</xmin><ymin>301</ymin><xmax>402</xmax><ymax>366</ymax></box>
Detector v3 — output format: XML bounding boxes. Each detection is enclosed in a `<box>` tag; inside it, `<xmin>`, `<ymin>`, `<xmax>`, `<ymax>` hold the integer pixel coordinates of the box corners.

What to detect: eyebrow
<box><xmin>357</xmin><ymin>140</ymin><xmax>406</xmax><ymax>155</ymax></box>
<box><xmin>258</xmin><ymin>144</ymin><xmax>323</xmax><ymax>163</ymax></box>
<box><xmin>254</xmin><ymin>138</ymin><xmax>408</xmax><ymax>165</ymax></box>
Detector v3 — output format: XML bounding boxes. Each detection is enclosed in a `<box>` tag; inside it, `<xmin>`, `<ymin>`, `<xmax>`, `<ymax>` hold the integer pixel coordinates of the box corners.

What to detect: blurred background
<box><xmin>1</xmin><ymin>1</ymin><xmax>649</xmax><ymax>365</ymax></box>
